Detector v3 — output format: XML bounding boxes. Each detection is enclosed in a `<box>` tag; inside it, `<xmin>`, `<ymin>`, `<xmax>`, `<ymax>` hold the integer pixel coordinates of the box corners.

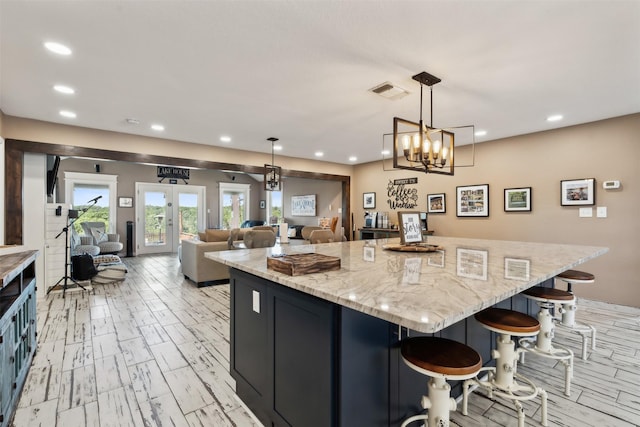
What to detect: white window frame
<box><xmin>266</xmin><ymin>182</ymin><xmax>283</xmax><ymax>224</ymax></box>
<box><xmin>64</xmin><ymin>172</ymin><xmax>118</xmax><ymax>231</ymax></box>
<box><xmin>219</xmin><ymin>182</ymin><xmax>251</xmax><ymax>229</ymax></box>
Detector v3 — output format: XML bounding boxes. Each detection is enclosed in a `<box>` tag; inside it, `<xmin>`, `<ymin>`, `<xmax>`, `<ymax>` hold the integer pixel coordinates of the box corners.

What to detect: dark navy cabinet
<box><xmin>230</xmin><ymin>268</ymin><xmax>545</xmax><ymax>427</ymax></box>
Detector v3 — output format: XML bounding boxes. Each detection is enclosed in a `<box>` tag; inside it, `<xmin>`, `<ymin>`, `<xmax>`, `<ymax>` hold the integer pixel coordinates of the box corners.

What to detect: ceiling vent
<box><xmin>369</xmin><ymin>81</ymin><xmax>409</xmax><ymax>100</ymax></box>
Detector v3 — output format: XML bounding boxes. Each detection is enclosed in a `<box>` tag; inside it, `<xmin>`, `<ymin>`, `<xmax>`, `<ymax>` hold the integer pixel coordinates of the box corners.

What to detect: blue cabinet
<box><xmin>0</xmin><ymin>251</ymin><xmax>38</xmax><ymax>427</ymax></box>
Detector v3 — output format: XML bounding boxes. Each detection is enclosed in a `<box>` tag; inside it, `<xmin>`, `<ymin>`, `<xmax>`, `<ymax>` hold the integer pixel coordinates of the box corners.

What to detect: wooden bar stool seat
<box><xmin>555</xmin><ymin>269</ymin><xmax>597</xmax><ymax>359</ymax></box>
<box><xmin>462</xmin><ymin>308</ymin><xmax>548</xmax><ymax>427</ymax></box>
<box><xmin>519</xmin><ymin>287</ymin><xmax>575</xmax><ymax>396</ymax></box>
<box><xmin>400</xmin><ymin>337</ymin><xmax>482</xmax><ymax>427</ymax></box>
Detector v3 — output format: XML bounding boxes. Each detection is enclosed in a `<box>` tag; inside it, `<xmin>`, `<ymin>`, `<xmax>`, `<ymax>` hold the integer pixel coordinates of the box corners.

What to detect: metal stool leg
<box><xmin>401</xmin><ymin>376</ymin><xmax>456</xmax><ymax>427</ymax></box>
<box><xmin>520</xmin><ymin>302</ymin><xmax>573</xmax><ymax>396</ymax></box>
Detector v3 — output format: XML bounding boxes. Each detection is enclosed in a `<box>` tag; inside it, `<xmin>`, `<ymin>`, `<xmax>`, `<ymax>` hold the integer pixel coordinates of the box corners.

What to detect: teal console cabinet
<box><xmin>0</xmin><ymin>250</ymin><xmax>38</xmax><ymax>427</ymax></box>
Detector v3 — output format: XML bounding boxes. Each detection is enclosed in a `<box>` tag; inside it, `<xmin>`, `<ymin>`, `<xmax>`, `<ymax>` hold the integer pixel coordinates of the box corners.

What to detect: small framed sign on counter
<box><xmin>397</xmin><ymin>211</ymin><xmax>424</xmax><ymax>245</ymax></box>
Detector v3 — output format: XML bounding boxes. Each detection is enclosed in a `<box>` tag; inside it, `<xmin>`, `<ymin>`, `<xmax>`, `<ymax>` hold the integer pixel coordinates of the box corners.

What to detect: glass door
<box><xmin>139</xmin><ymin>185</ymin><xmax>172</xmax><ymax>254</ymax></box>
<box><xmin>136</xmin><ymin>183</ymin><xmax>205</xmax><ymax>255</ymax></box>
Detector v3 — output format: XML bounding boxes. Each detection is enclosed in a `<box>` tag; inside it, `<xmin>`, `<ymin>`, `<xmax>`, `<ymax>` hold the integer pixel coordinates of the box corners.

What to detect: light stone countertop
<box><xmin>206</xmin><ymin>236</ymin><xmax>608</xmax><ymax>333</ymax></box>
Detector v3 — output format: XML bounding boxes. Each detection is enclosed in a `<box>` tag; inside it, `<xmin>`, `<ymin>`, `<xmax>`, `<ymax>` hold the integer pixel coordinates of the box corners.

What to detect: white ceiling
<box><xmin>1</xmin><ymin>1</ymin><xmax>639</xmax><ymax>165</ymax></box>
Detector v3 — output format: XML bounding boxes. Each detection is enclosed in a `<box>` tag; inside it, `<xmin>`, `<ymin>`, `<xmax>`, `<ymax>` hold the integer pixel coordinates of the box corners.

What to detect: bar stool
<box><xmin>462</xmin><ymin>308</ymin><xmax>548</xmax><ymax>427</ymax></box>
<box><xmin>518</xmin><ymin>287</ymin><xmax>574</xmax><ymax>396</ymax></box>
<box><xmin>555</xmin><ymin>269</ymin><xmax>597</xmax><ymax>359</ymax></box>
<box><xmin>400</xmin><ymin>336</ymin><xmax>482</xmax><ymax>427</ymax></box>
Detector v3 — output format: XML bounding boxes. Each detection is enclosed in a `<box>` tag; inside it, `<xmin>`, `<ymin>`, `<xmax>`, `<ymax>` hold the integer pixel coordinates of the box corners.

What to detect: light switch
<box><xmin>579</xmin><ymin>207</ymin><xmax>593</xmax><ymax>218</ymax></box>
<box><xmin>252</xmin><ymin>290</ymin><xmax>260</xmax><ymax>313</ymax></box>
<box><xmin>597</xmin><ymin>206</ymin><xmax>607</xmax><ymax>218</ymax></box>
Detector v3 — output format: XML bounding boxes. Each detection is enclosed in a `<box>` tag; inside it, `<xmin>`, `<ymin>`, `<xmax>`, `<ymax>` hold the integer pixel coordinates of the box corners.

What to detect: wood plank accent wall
<box><xmin>4</xmin><ymin>139</ymin><xmax>351</xmax><ymax>245</ymax></box>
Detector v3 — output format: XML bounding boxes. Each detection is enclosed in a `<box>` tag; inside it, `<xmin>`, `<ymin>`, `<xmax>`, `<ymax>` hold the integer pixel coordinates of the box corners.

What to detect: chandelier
<box><xmin>264</xmin><ymin>137</ymin><xmax>282</xmax><ymax>191</ymax></box>
<box><xmin>392</xmin><ymin>71</ymin><xmax>455</xmax><ymax>175</ymax></box>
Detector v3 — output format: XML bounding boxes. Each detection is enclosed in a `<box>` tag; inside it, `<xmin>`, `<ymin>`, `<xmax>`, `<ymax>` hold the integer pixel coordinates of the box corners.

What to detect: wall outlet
<box><xmin>579</xmin><ymin>207</ymin><xmax>593</xmax><ymax>218</ymax></box>
<box><xmin>597</xmin><ymin>206</ymin><xmax>607</xmax><ymax>218</ymax></box>
<box><xmin>252</xmin><ymin>290</ymin><xmax>260</xmax><ymax>313</ymax></box>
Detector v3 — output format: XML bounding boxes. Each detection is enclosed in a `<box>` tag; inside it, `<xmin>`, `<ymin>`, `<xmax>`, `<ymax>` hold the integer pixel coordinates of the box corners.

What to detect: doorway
<box><xmin>135</xmin><ymin>183</ymin><xmax>205</xmax><ymax>255</ymax></box>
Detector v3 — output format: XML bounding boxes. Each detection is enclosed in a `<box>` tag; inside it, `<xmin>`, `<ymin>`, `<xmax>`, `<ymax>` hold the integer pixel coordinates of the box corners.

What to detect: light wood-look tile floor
<box><xmin>11</xmin><ymin>254</ymin><xmax>640</xmax><ymax>426</ymax></box>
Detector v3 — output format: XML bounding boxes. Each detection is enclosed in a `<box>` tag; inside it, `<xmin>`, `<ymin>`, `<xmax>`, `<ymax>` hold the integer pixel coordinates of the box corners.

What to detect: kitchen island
<box><xmin>207</xmin><ymin>236</ymin><xmax>607</xmax><ymax>427</ymax></box>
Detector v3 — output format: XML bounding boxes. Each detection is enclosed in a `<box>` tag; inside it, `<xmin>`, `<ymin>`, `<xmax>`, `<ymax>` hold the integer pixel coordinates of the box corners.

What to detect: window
<box><xmin>64</xmin><ymin>172</ymin><xmax>118</xmax><ymax>233</ymax></box>
<box><xmin>219</xmin><ymin>182</ymin><xmax>251</xmax><ymax>229</ymax></box>
<box><xmin>267</xmin><ymin>187</ymin><xmax>283</xmax><ymax>224</ymax></box>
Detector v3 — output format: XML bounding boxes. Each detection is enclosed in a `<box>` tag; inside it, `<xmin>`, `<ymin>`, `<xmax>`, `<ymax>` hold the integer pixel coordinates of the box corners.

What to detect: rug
<box><xmin>91</xmin><ymin>255</ymin><xmax>128</xmax><ymax>285</ymax></box>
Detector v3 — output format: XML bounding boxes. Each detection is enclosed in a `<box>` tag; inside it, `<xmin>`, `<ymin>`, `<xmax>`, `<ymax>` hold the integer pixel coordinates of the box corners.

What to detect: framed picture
<box><xmin>456</xmin><ymin>248</ymin><xmax>488</xmax><ymax>280</ymax></box>
<box><xmin>504</xmin><ymin>257</ymin><xmax>531</xmax><ymax>281</ymax></box>
<box><xmin>291</xmin><ymin>194</ymin><xmax>316</xmax><ymax>216</ymax></box>
<box><xmin>427</xmin><ymin>193</ymin><xmax>446</xmax><ymax>213</ymax></box>
<box><xmin>456</xmin><ymin>184</ymin><xmax>489</xmax><ymax>217</ymax></box>
<box><xmin>118</xmin><ymin>197</ymin><xmax>133</xmax><ymax>208</ymax></box>
<box><xmin>504</xmin><ymin>187</ymin><xmax>532</xmax><ymax>212</ymax></box>
<box><xmin>363</xmin><ymin>192</ymin><xmax>376</xmax><ymax>209</ymax></box>
<box><xmin>397</xmin><ymin>211</ymin><xmax>424</xmax><ymax>245</ymax></box>
<box><xmin>561</xmin><ymin>178</ymin><xmax>595</xmax><ymax>206</ymax></box>
<box><xmin>259</xmin><ymin>200</ymin><xmax>266</xmax><ymax>209</ymax></box>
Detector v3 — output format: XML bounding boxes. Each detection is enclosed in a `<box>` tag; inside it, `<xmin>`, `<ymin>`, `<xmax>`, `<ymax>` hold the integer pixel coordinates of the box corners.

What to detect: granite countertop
<box><xmin>206</xmin><ymin>236</ymin><xmax>608</xmax><ymax>333</ymax></box>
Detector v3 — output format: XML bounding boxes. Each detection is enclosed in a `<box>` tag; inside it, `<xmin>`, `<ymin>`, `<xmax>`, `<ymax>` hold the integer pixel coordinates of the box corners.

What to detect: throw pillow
<box><xmin>90</xmin><ymin>225</ymin><xmax>108</xmax><ymax>244</ymax></box>
<box><xmin>205</xmin><ymin>229</ymin><xmax>230</xmax><ymax>242</ymax></box>
<box><xmin>70</xmin><ymin>230</ymin><xmax>81</xmax><ymax>248</ymax></box>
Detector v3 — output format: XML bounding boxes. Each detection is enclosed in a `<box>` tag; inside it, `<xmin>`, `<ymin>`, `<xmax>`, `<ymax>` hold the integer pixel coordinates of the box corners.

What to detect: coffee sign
<box><xmin>387</xmin><ymin>179</ymin><xmax>418</xmax><ymax>209</ymax></box>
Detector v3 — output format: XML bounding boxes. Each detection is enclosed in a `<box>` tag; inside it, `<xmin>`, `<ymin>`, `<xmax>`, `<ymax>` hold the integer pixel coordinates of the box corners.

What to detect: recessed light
<box><xmin>53</xmin><ymin>84</ymin><xmax>74</xmax><ymax>94</ymax></box>
<box><xmin>273</xmin><ymin>144</ymin><xmax>283</xmax><ymax>151</ymax></box>
<box><xmin>475</xmin><ymin>130</ymin><xmax>487</xmax><ymax>137</ymax></box>
<box><xmin>314</xmin><ymin>151</ymin><xmax>324</xmax><ymax>157</ymax></box>
<box><xmin>547</xmin><ymin>114</ymin><xmax>563</xmax><ymax>122</ymax></box>
<box><xmin>151</xmin><ymin>124</ymin><xmax>165</xmax><ymax>131</ymax></box>
<box><xmin>381</xmin><ymin>149</ymin><xmax>390</xmax><ymax>156</ymax></box>
<box><xmin>348</xmin><ymin>156</ymin><xmax>357</xmax><ymax>162</ymax></box>
<box><xmin>220</xmin><ymin>136</ymin><xmax>231</xmax><ymax>143</ymax></box>
<box><xmin>44</xmin><ymin>41</ymin><xmax>72</xmax><ymax>55</ymax></box>
<box><xmin>59</xmin><ymin>110</ymin><xmax>76</xmax><ymax>118</ymax></box>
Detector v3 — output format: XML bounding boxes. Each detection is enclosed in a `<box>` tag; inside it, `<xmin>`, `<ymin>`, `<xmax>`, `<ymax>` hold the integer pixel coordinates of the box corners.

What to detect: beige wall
<box><xmin>282</xmin><ymin>177</ymin><xmax>343</xmax><ymax>231</ymax></box>
<box><xmin>353</xmin><ymin>113</ymin><xmax>640</xmax><ymax>307</ymax></box>
<box><xmin>0</xmin><ymin>111</ymin><xmax>5</xmax><ymax>244</ymax></box>
<box><xmin>3</xmin><ymin>116</ymin><xmax>354</xmax><ymax>177</ymax></box>
<box><xmin>4</xmin><ymin>112</ymin><xmax>639</xmax><ymax>306</ymax></box>
<box><xmin>57</xmin><ymin>158</ymin><xmax>343</xmax><ymax>238</ymax></box>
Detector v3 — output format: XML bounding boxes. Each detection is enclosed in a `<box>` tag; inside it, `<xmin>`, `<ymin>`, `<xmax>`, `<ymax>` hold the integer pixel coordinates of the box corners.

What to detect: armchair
<box><xmin>81</xmin><ymin>221</ymin><xmax>124</xmax><ymax>254</ymax></box>
<box><xmin>70</xmin><ymin>227</ymin><xmax>100</xmax><ymax>256</ymax></box>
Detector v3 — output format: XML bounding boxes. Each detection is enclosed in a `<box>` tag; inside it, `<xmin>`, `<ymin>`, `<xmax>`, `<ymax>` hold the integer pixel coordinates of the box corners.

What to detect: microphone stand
<box><xmin>47</xmin><ymin>199</ymin><xmax>99</xmax><ymax>298</ymax></box>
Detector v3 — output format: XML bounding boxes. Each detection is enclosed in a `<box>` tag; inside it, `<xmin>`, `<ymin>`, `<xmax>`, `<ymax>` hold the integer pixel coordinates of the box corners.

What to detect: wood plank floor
<box><xmin>11</xmin><ymin>254</ymin><xmax>640</xmax><ymax>426</ymax></box>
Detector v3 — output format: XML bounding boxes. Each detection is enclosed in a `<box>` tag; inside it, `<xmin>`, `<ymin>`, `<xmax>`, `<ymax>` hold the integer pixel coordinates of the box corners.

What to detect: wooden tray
<box><xmin>382</xmin><ymin>243</ymin><xmax>443</xmax><ymax>252</ymax></box>
<box><xmin>267</xmin><ymin>253</ymin><xmax>340</xmax><ymax>276</ymax></box>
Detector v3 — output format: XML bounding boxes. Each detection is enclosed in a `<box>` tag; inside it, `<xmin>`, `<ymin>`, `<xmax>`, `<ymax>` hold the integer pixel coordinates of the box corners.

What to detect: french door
<box><xmin>135</xmin><ymin>183</ymin><xmax>205</xmax><ymax>255</ymax></box>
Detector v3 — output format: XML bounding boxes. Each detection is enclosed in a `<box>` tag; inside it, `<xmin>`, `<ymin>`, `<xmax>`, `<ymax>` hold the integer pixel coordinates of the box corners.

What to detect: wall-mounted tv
<box><xmin>46</xmin><ymin>155</ymin><xmax>60</xmax><ymax>197</ymax></box>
